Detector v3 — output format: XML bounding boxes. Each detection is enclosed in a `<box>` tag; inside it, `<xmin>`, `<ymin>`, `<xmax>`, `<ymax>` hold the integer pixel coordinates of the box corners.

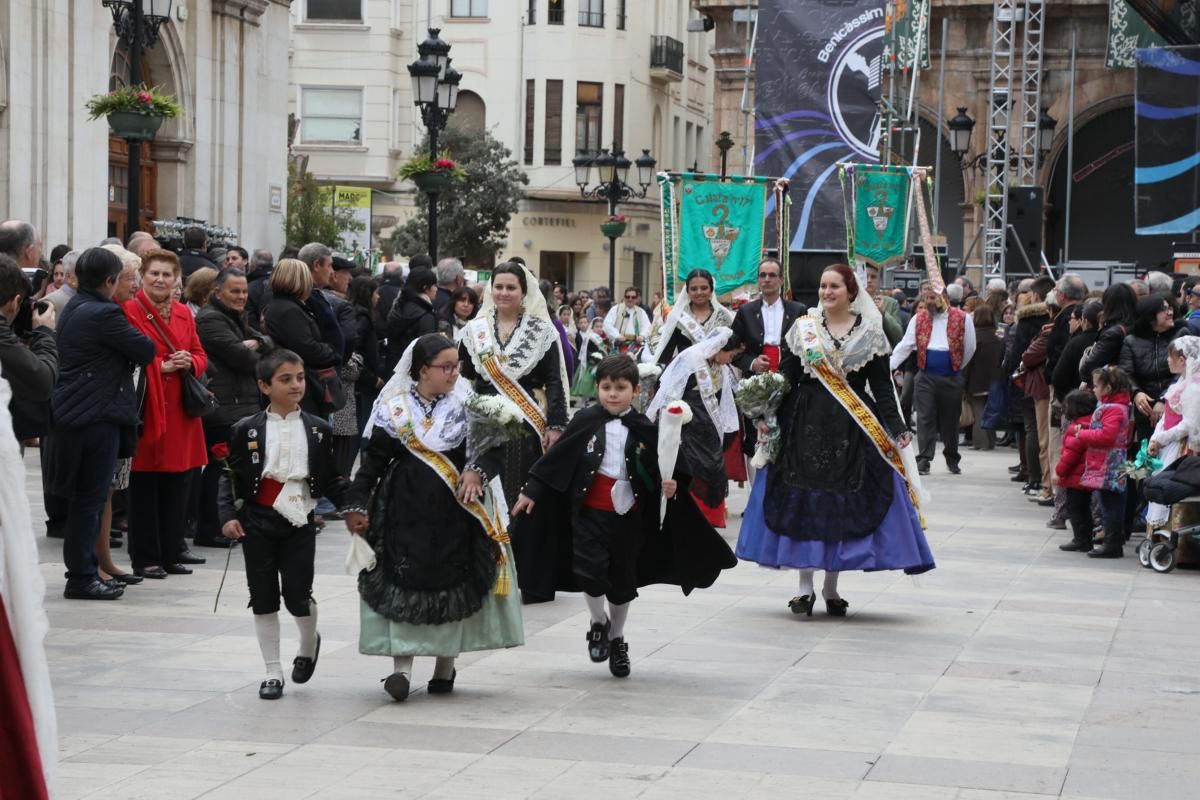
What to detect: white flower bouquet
<box><xmin>637</xmin><ymin>363</ymin><xmax>662</xmax><ymax>380</ymax></box>
<box><xmin>735</xmin><ymin>372</ymin><xmax>791</xmax><ymax>467</ymax></box>
<box><xmin>464</xmin><ymin>394</ymin><xmax>530</xmax><ymax>459</ymax></box>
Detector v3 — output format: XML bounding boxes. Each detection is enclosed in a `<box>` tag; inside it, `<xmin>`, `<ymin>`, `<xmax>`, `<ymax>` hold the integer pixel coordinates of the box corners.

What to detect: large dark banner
<box><xmin>1135</xmin><ymin>45</ymin><xmax>1200</xmax><ymax>235</ymax></box>
<box><xmin>756</xmin><ymin>0</ymin><xmax>885</xmax><ymax>251</ymax></box>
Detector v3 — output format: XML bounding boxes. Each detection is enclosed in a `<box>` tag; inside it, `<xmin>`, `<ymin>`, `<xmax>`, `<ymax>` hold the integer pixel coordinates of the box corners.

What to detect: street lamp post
<box><xmin>103</xmin><ymin>0</ymin><xmax>172</xmax><ymax>240</ymax></box>
<box><xmin>573</xmin><ymin>144</ymin><xmax>656</xmax><ymax>293</ymax></box>
<box><xmin>407</xmin><ymin>29</ymin><xmax>461</xmax><ymax>260</ymax></box>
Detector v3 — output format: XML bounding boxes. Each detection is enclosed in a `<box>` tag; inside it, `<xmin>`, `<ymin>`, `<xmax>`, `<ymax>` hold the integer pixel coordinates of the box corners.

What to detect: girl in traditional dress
<box><xmin>737</xmin><ymin>264</ymin><xmax>935</xmax><ymax>617</ymax></box>
<box><xmin>646</xmin><ymin>328</ymin><xmax>743</xmax><ymax>527</ymax></box>
<box><xmin>648</xmin><ymin>269</ymin><xmax>735</xmax><ymax>368</ymax></box>
<box><xmin>458</xmin><ymin>262</ymin><xmax>570</xmax><ymax>507</ymax></box>
<box><xmin>570</xmin><ymin>317</ymin><xmax>609</xmax><ymax>403</ymax></box>
<box><xmin>1145</xmin><ymin>336</ymin><xmax>1200</xmax><ymax>528</ymax></box>
<box><xmin>344</xmin><ymin>335</ymin><xmax>523</xmax><ymax>701</ymax></box>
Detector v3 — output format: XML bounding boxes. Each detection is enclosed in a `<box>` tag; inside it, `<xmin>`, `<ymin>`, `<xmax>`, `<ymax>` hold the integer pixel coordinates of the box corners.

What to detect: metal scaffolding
<box><xmin>983</xmin><ymin>0</ymin><xmax>1018</xmax><ymax>276</ymax></box>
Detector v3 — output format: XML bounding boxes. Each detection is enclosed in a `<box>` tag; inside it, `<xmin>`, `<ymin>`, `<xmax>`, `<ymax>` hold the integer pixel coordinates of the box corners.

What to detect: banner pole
<box><xmin>1064</xmin><ymin>27</ymin><xmax>1076</xmax><ymax>264</ymax></box>
<box><xmin>933</xmin><ymin>17</ymin><xmax>948</xmax><ymax>239</ymax></box>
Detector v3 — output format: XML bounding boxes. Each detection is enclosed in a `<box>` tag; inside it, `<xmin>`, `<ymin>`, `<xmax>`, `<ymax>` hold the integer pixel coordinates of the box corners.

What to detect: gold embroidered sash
<box><xmin>468</xmin><ymin>321</ymin><xmax>548</xmax><ymax>441</ymax></box>
<box><xmin>392</xmin><ymin>398</ymin><xmax>511</xmax><ymax>596</ymax></box>
<box><xmin>794</xmin><ymin>315</ymin><xmax>924</xmax><ymax>517</ymax></box>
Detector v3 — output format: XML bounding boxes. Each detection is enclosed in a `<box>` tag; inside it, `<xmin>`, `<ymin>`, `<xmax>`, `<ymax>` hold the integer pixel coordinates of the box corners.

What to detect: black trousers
<box><xmin>198</xmin><ymin>425</ymin><xmax>231</xmax><ymax>542</ymax></box>
<box><xmin>1065</xmin><ymin>488</ymin><xmax>1096</xmax><ymax>547</ymax></box>
<box><xmin>571</xmin><ymin>506</ymin><xmax>640</xmax><ymax>605</ymax></box>
<box><xmin>1143</xmin><ymin>470</ymin><xmax>1200</xmax><ymax>506</ymax></box>
<box><xmin>332</xmin><ymin>434</ymin><xmax>358</xmax><ymax>479</ymax></box>
<box><xmin>128</xmin><ymin>470</ymin><xmax>190</xmax><ymax>569</ymax></box>
<box><xmin>61</xmin><ymin>423</ymin><xmax>120</xmax><ymax>586</ymax></box>
<box><xmin>1021</xmin><ymin>405</ymin><xmax>1041</xmax><ymax>484</ymax></box>
<box><xmin>240</xmin><ymin>503</ymin><xmax>316</xmax><ymax>616</ymax></box>
<box><xmin>915</xmin><ymin>372</ymin><xmax>963</xmax><ymax>468</ymax></box>
<box><xmin>41</xmin><ymin>440</ymin><xmax>69</xmax><ymax>538</ymax></box>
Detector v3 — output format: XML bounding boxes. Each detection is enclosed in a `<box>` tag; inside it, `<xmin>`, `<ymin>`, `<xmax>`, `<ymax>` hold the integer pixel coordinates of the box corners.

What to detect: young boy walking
<box><xmin>511</xmin><ymin>355</ymin><xmax>736</xmax><ymax>678</ymax></box>
<box><xmin>218</xmin><ymin>349</ymin><xmax>365</xmax><ymax>699</ymax></box>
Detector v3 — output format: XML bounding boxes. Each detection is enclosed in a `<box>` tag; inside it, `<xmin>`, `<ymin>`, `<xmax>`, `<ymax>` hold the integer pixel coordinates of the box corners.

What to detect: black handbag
<box><xmin>137</xmin><ymin>297</ymin><xmax>219</xmax><ymax>418</ymax></box>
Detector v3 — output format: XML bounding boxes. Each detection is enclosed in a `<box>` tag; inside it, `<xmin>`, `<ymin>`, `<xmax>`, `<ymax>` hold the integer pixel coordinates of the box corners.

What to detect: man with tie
<box><xmin>730</xmin><ymin>257</ymin><xmax>806</xmax><ymax>375</ymax></box>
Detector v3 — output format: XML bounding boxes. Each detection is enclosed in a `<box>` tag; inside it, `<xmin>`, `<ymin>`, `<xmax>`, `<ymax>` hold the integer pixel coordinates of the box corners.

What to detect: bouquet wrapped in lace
<box><xmin>735</xmin><ymin>372</ymin><xmax>791</xmax><ymax>468</ymax></box>
<box><xmin>464</xmin><ymin>394</ymin><xmax>530</xmax><ymax>460</ymax></box>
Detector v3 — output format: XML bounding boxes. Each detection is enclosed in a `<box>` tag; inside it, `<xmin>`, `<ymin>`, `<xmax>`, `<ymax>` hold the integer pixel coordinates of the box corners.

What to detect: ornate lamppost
<box><xmin>573</xmin><ymin>145</ymin><xmax>656</xmax><ymax>293</ymax></box>
<box><xmin>103</xmin><ymin>0</ymin><xmax>173</xmax><ymax>239</ymax></box>
<box><xmin>406</xmin><ymin>29</ymin><xmax>462</xmax><ymax>260</ymax></box>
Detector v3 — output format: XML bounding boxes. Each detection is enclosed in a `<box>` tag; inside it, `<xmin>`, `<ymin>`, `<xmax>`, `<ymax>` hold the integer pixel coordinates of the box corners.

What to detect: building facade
<box><xmin>696</xmin><ymin>0</ymin><xmax>1173</xmax><ymax>271</ymax></box>
<box><xmin>0</xmin><ymin>0</ymin><xmax>292</xmax><ymax>253</ymax></box>
<box><xmin>289</xmin><ymin>0</ymin><xmax>715</xmax><ymax>294</ymax></box>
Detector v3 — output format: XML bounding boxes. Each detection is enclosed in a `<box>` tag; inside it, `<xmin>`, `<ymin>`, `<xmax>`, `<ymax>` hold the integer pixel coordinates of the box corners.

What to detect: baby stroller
<box><xmin>1138</xmin><ymin>496</ymin><xmax>1200</xmax><ymax>573</ymax></box>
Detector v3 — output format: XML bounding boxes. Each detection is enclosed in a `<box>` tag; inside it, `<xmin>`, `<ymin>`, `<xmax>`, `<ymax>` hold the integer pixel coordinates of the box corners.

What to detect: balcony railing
<box><xmin>548</xmin><ymin>5</ymin><xmax>564</xmax><ymax>24</ymax></box>
<box><xmin>650</xmin><ymin>35</ymin><xmax>684</xmax><ymax>75</ymax></box>
<box><xmin>579</xmin><ymin>10</ymin><xmax>604</xmax><ymax>27</ymax></box>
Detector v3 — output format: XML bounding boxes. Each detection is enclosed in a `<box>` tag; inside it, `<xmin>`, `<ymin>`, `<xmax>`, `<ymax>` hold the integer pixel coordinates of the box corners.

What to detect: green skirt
<box><xmin>358</xmin><ymin>544</ymin><xmax>525</xmax><ymax>658</ymax></box>
<box><xmin>571</xmin><ymin>365</ymin><xmax>598</xmax><ymax>399</ymax></box>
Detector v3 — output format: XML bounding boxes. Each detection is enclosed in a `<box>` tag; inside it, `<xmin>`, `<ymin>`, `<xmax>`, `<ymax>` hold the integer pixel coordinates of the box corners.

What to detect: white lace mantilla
<box><xmin>784</xmin><ymin>308</ymin><xmax>891</xmax><ymax>377</ymax></box>
<box><xmin>463</xmin><ymin>313</ymin><xmax>557</xmax><ymax>382</ymax></box>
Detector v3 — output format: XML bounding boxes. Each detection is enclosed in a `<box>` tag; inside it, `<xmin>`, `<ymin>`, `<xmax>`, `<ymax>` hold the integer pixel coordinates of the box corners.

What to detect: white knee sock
<box><xmin>608</xmin><ymin>601</ymin><xmax>630</xmax><ymax>639</ymax></box>
<box><xmin>822</xmin><ymin>571</ymin><xmax>841</xmax><ymax>600</ymax></box>
<box><xmin>797</xmin><ymin>569</ymin><xmax>815</xmax><ymax>598</ymax></box>
<box><xmin>294</xmin><ymin>601</ymin><xmax>319</xmax><ymax>659</ymax></box>
<box><xmin>585</xmin><ymin>594</ymin><xmax>608</xmax><ymax>625</ymax></box>
<box><xmin>392</xmin><ymin>655</ymin><xmax>413</xmax><ymax>676</ymax></box>
<box><xmin>254</xmin><ymin>613</ymin><xmax>283</xmax><ymax>682</ymax></box>
<box><xmin>433</xmin><ymin>656</ymin><xmax>456</xmax><ymax>680</ymax></box>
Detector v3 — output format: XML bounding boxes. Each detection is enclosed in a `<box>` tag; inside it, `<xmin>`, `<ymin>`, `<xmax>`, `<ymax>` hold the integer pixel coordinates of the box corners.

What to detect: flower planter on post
<box><xmin>599</xmin><ymin>221</ymin><xmax>627</xmax><ymax>238</ymax></box>
<box><xmin>411</xmin><ymin>170</ymin><xmax>454</xmax><ymax>194</ymax></box>
<box><xmin>107</xmin><ymin>112</ymin><xmax>165</xmax><ymax>141</ymax></box>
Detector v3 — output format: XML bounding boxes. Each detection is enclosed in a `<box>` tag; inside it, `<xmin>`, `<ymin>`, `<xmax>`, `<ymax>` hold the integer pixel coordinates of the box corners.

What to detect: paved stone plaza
<box><xmin>27</xmin><ymin>447</ymin><xmax>1200</xmax><ymax>799</ymax></box>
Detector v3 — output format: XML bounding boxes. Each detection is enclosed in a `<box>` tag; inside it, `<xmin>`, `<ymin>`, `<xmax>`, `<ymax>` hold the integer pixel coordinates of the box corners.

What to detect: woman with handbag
<box><xmin>122</xmin><ymin>249</ymin><xmax>211</xmax><ymax>580</ymax></box>
<box><xmin>263</xmin><ymin>259</ymin><xmax>343</xmax><ymax>416</ymax></box>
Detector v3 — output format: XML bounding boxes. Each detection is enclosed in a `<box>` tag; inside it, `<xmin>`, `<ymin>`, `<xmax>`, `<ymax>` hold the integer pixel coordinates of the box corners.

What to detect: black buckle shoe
<box><xmin>63</xmin><ymin>579</ymin><xmax>124</xmax><ymax>601</ymax></box>
<box><xmin>176</xmin><ymin>550</ymin><xmax>207</xmax><ymax>565</ymax></box>
<box><xmin>291</xmin><ymin>633</ymin><xmax>321</xmax><ymax>684</ymax></box>
<box><xmin>587</xmin><ymin>619</ymin><xmax>611</xmax><ymax>663</ymax></box>
<box><xmin>163</xmin><ymin>564</ymin><xmax>193</xmax><ymax>575</ymax></box>
<box><xmin>788</xmin><ymin>594</ymin><xmax>816</xmax><ymax>617</ymax></box>
<box><xmin>427</xmin><ymin>669</ymin><xmax>457</xmax><ymax>695</ymax></box>
<box><xmin>1059</xmin><ymin>541</ymin><xmax>1092</xmax><ymax>552</ymax></box>
<box><xmin>383</xmin><ymin>672</ymin><xmax>410</xmax><ymax>702</ymax></box>
<box><xmin>608</xmin><ymin>637</ymin><xmax>631</xmax><ymax>678</ymax></box>
<box><xmin>824</xmin><ymin>596</ymin><xmax>850</xmax><ymax>617</ymax></box>
<box><xmin>134</xmin><ymin>566</ymin><xmax>169</xmax><ymax>579</ymax></box>
<box><xmin>259</xmin><ymin>678</ymin><xmax>284</xmax><ymax>700</ymax></box>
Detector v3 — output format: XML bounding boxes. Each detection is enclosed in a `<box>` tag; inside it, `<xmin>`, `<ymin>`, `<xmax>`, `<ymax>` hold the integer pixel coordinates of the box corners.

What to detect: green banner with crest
<box><xmin>676</xmin><ymin>177</ymin><xmax>768</xmax><ymax>300</ymax></box>
<box><xmin>851</xmin><ymin>165</ymin><xmax>912</xmax><ymax>269</ymax></box>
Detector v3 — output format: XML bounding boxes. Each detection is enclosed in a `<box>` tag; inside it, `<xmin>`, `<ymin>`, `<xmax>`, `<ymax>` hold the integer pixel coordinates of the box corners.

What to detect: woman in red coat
<box><xmin>123</xmin><ymin>249</ymin><xmax>210</xmax><ymax>579</ymax></box>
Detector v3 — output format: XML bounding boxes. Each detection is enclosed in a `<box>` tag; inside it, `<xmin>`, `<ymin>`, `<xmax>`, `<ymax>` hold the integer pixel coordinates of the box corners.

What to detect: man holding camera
<box><xmin>0</xmin><ymin>253</ymin><xmax>57</xmax><ymax>441</ymax></box>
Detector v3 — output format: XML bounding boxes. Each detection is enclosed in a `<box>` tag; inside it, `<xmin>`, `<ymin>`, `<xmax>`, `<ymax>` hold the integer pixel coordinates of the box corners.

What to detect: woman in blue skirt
<box><xmin>737</xmin><ymin>264</ymin><xmax>934</xmax><ymax>617</ymax></box>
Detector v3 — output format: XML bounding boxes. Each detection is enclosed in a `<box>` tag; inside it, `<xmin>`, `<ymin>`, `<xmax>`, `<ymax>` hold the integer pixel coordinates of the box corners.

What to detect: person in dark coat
<box><xmin>244</xmin><ymin>249</ymin><xmax>274</xmax><ymax>332</ymax></box>
<box><xmin>963</xmin><ymin>305</ymin><xmax>1003</xmax><ymax>450</ymax></box>
<box><xmin>509</xmin><ymin>355</ymin><xmax>737</xmax><ymax>678</ymax></box>
<box><xmin>1002</xmin><ymin>281</ymin><xmax>1052</xmax><ymax>492</ymax></box>
<box><xmin>349</xmin><ymin>275</ymin><xmax>385</xmax><ymax>436</ymax></box>
<box><xmin>0</xmin><ymin>255</ymin><xmax>57</xmax><ymax>441</ymax></box>
<box><xmin>195</xmin><ymin>267</ymin><xmax>272</xmax><ymax>547</ymax></box>
<box><xmin>263</xmin><ymin>259</ymin><xmax>342</xmax><ymax>416</ymax></box>
<box><xmin>46</xmin><ymin>248</ymin><xmax>155</xmax><ymax>600</ymax></box>
<box><xmin>1120</xmin><ymin>293</ymin><xmax>1189</xmax><ymax>442</ymax></box>
<box><xmin>178</xmin><ymin>226</ymin><xmax>218</xmax><ymax>280</ymax></box>
<box><xmin>1079</xmin><ymin>283</ymin><xmax>1137</xmax><ymax>384</ymax></box>
<box><xmin>385</xmin><ymin>267</ymin><xmax>439</xmax><ymax>373</ymax></box>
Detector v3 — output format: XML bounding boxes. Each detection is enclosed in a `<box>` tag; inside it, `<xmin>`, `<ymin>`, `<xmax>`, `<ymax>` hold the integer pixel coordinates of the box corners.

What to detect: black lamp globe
<box><xmin>407</xmin><ymin>57</ymin><xmax>440</xmax><ymax>106</ymax></box>
<box><xmin>635</xmin><ymin>149</ymin><xmax>657</xmax><ymax>189</ymax></box>
<box><xmin>593</xmin><ymin>149</ymin><xmax>615</xmax><ymax>183</ymax></box>
<box><xmin>1038</xmin><ymin>107</ymin><xmax>1057</xmax><ymax>157</ymax></box>
<box><xmin>614</xmin><ymin>150</ymin><xmax>632</xmax><ymax>186</ymax></box>
<box><xmin>948</xmin><ymin>107</ymin><xmax>974</xmax><ymax>156</ymax></box>
<box><xmin>438</xmin><ymin>62</ymin><xmax>462</xmax><ymax>112</ymax></box>
<box><xmin>573</xmin><ymin>153</ymin><xmax>593</xmax><ymax>188</ymax></box>
<box><xmin>417</xmin><ymin>28</ymin><xmax>451</xmax><ymax>78</ymax></box>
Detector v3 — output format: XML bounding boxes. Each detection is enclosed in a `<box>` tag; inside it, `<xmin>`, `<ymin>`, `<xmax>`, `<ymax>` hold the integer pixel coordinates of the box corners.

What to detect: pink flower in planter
<box><xmin>137</xmin><ymin>91</ymin><xmax>153</xmax><ymax>104</ymax></box>
<box><xmin>434</xmin><ymin>159</ymin><xmax>457</xmax><ymax>170</ymax></box>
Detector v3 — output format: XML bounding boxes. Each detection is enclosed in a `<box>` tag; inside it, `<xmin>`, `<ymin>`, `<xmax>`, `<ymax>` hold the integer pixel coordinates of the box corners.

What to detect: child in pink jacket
<box><xmin>1056</xmin><ymin>389</ymin><xmax>1099</xmax><ymax>553</ymax></box>
<box><xmin>1068</xmin><ymin>366</ymin><xmax>1133</xmax><ymax>558</ymax></box>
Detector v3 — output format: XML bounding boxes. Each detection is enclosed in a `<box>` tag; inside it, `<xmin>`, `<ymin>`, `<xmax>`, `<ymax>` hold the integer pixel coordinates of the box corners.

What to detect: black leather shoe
<box><xmin>587</xmin><ymin>619</ymin><xmax>611</xmax><ymax>663</ymax></box>
<box><xmin>1007</xmin><ymin>464</ymin><xmax>1022</xmax><ymax>474</ymax></box>
<box><xmin>917</xmin><ymin>462</ymin><xmax>930</xmax><ymax>476</ymax></box>
<box><xmin>163</xmin><ymin>564</ymin><xmax>193</xmax><ymax>575</ymax></box>
<box><xmin>427</xmin><ymin>669</ymin><xmax>457</xmax><ymax>695</ymax></box>
<box><xmin>194</xmin><ymin>536</ymin><xmax>233</xmax><ymax>549</ymax></box>
<box><xmin>109</xmin><ymin>572</ymin><xmax>143</xmax><ymax>585</ymax></box>
<box><xmin>608</xmin><ymin>637</ymin><xmax>631</xmax><ymax>678</ymax></box>
<box><xmin>825</xmin><ymin>596</ymin><xmax>850</xmax><ymax>617</ymax></box>
<box><xmin>64</xmin><ymin>579</ymin><xmax>124</xmax><ymax>600</ymax></box>
<box><xmin>176</xmin><ymin>550</ymin><xmax>206</xmax><ymax>565</ymax></box>
<box><xmin>1059</xmin><ymin>541</ymin><xmax>1092</xmax><ymax>552</ymax></box>
<box><xmin>947</xmin><ymin>464</ymin><xmax>962</xmax><ymax>475</ymax></box>
<box><xmin>1010</xmin><ymin>472</ymin><xmax>1028</xmax><ymax>483</ymax></box>
<box><xmin>788</xmin><ymin>594</ymin><xmax>816</xmax><ymax>617</ymax></box>
<box><xmin>259</xmin><ymin>678</ymin><xmax>284</xmax><ymax>700</ymax></box>
<box><xmin>1088</xmin><ymin>548</ymin><xmax>1124</xmax><ymax>559</ymax></box>
<box><xmin>291</xmin><ymin>634</ymin><xmax>321</xmax><ymax>684</ymax></box>
<box><xmin>383</xmin><ymin>672</ymin><xmax>410</xmax><ymax>701</ymax></box>
<box><xmin>133</xmin><ymin>566</ymin><xmax>168</xmax><ymax>579</ymax></box>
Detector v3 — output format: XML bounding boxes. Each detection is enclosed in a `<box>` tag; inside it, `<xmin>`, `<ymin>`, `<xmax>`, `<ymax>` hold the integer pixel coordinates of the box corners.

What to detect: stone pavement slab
<box><xmin>23</xmin><ymin>445</ymin><xmax>1200</xmax><ymax>798</ymax></box>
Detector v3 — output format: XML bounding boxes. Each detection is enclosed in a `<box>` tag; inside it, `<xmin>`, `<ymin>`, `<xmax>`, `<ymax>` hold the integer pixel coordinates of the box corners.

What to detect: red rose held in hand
<box><xmin>211</xmin><ymin>442</ymin><xmax>230</xmax><ymax>460</ymax></box>
<box><xmin>667</xmin><ymin>406</ymin><xmax>683</xmax><ymax>415</ymax></box>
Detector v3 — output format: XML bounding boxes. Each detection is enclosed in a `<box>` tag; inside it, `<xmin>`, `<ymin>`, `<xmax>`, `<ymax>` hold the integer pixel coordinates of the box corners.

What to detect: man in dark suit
<box><xmin>730</xmin><ymin>257</ymin><xmax>806</xmax><ymax>376</ymax></box>
<box><xmin>179</xmin><ymin>226</ymin><xmax>218</xmax><ymax>280</ymax></box>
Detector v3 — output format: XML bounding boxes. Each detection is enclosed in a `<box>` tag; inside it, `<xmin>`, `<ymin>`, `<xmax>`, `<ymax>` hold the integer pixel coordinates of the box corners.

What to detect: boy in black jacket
<box><xmin>510</xmin><ymin>355</ymin><xmax>736</xmax><ymax>678</ymax></box>
<box><xmin>218</xmin><ymin>349</ymin><xmax>365</xmax><ymax>699</ymax></box>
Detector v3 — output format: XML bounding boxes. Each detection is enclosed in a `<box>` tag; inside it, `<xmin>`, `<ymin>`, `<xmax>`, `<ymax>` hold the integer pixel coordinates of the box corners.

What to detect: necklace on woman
<box><xmin>494</xmin><ymin>311</ymin><xmax>524</xmax><ymax>349</ymax></box>
<box><xmin>822</xmin><ymin>313</ymin><xmax>862</xmax><ymax>351</ymax></box>
<box><xmin>153</xmin><ymin>297</ymin><xmax>172</xmax><ymax>321</ymax></box>
<box><xmin>410</xmin><ymin>388</ymin><xmax>442</xmax><ymax>431</ymax></box>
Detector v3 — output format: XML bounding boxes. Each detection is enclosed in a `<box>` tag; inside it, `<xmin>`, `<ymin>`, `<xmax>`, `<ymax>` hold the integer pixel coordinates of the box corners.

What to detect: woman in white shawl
<box><xmin>1146</xmin><ymin>335</ymin><xmax>1200</xmax><ymax>527</ymax></box>
<box><xmin>344</xmin><ymin>334</ymin><xmax>523</xmax><ymax>701</ymax></box>
<box><xmin>647</xmin><ymin>269</ymin><xmax>735</xmax><ymax>367</ymax></box>
<box><xmin>646</xmin><ymin>327</ymin><xmax>743</xmax><ymax>527</ymax></box>
<box><xmin>458</xmin><ymin>262</ymin><xmax>570</xmax><ymax>507</ymax></box>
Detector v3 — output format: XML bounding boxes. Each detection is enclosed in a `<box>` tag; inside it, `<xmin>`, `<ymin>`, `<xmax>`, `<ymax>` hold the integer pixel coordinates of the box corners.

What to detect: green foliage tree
<box><xmin>389</xmin><ymin>124</ymin><xmax>528</xmax><ymax>261</ymax></box>
<box><xmin>284</xmin><ymin>157</ymin><xmax>363</xmax><ymax>249</ymax></box>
